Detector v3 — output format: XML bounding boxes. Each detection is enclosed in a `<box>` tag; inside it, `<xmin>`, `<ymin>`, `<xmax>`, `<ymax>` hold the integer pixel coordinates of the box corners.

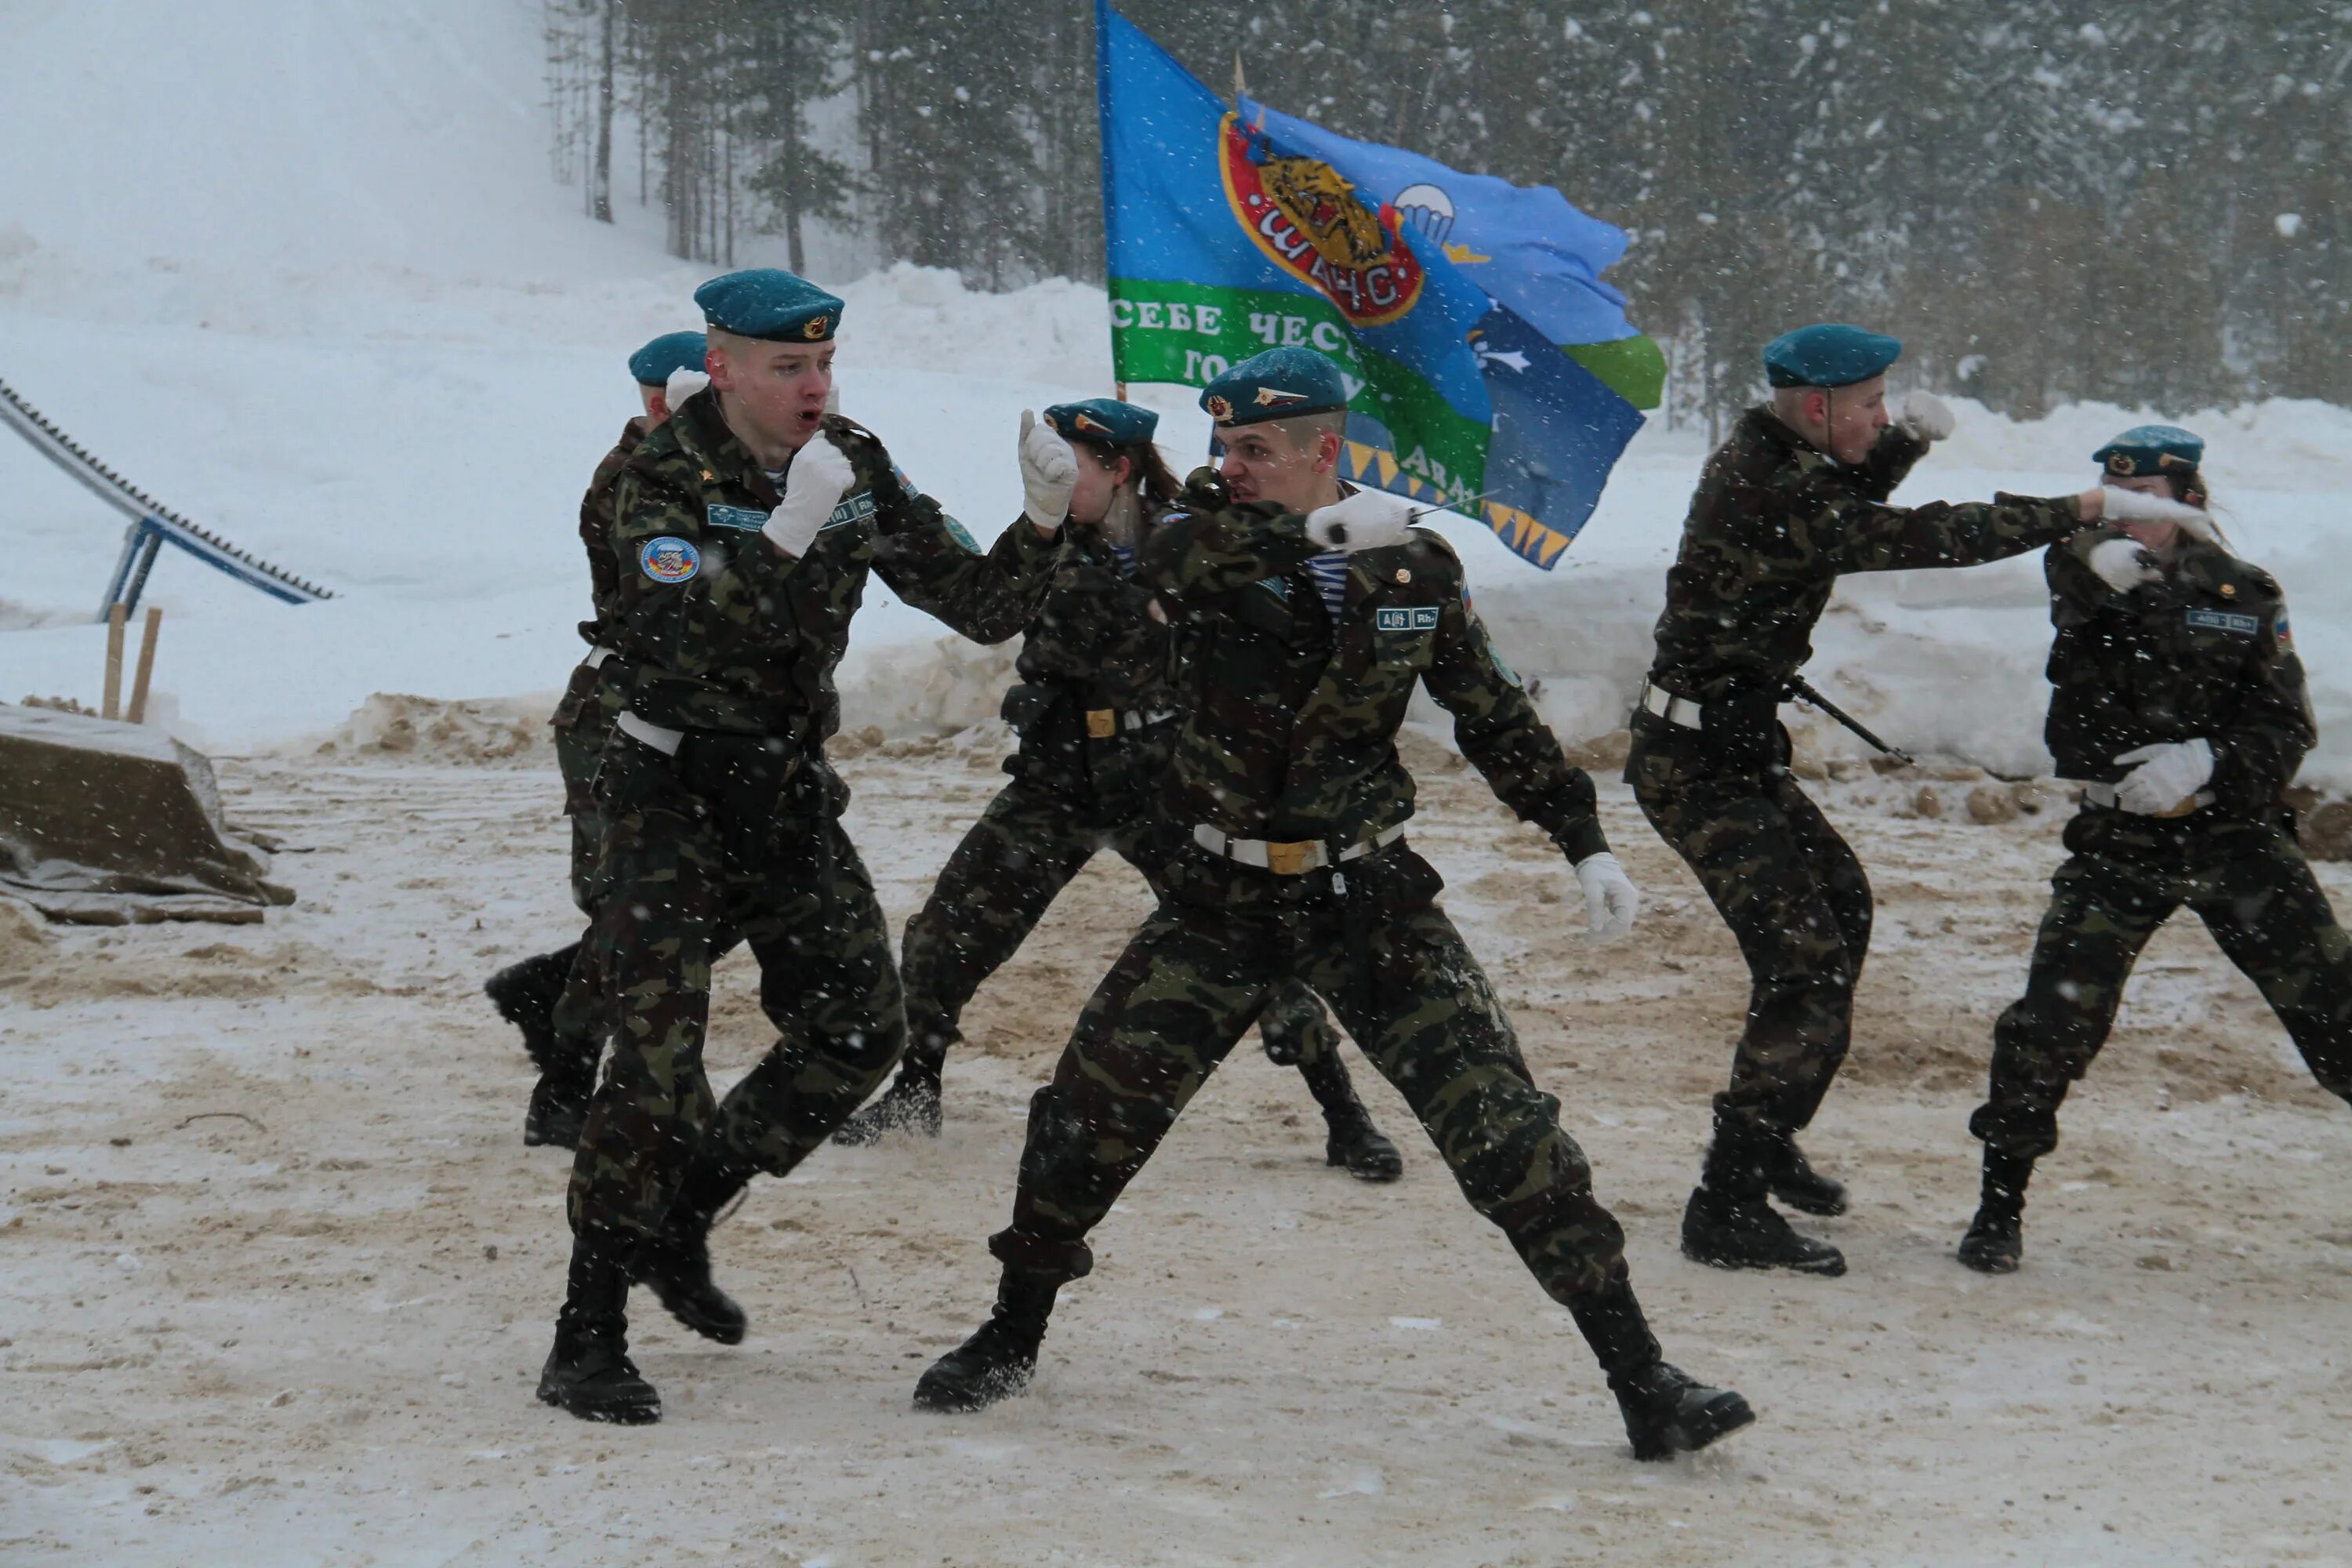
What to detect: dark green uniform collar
<box><xmin>666</xmin><ymin>388</ymin><xmax>781</xmax><ymax>506</ymax></box>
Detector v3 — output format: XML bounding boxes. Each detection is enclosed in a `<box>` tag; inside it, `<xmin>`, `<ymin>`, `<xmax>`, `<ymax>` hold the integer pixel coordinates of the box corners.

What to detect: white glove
<box><xmin>2113</xmin><ymin>738</ymin><xmax>2214</xmax><ymax>815</ymax></box>
<box><xmin>2087</xmin><ymin>535</ymin><xmax>2161</xmax><ymax>595</ymax></box>
<box><xmin>1573</xmin><ymin>851</ymin><xmax>1639</xmax><ymax>941</ymax></box>
<box><xmin>1305</xmin><ymin>489</ymin><xmax>1417</xmax><ymax>551</ymax></box>
<box><xmin>764</xmin><ymin>435</ymin><xmax>856</xmax><ymax>558</ymax></box>
<box><xmin>2100</xmin><ymin>486</ymin><xmax>2216</xmax><ymax>541</ymax></box>
<box><xmin>1897</xmin><ymin>390</ymin><xmax>1956</xmax><ymax>442</ymax></box>
<box><xmin>664</xmin><ymin>366</ymin><xmax>710</xmax><ymax>408</ymax></box>
<box><xmin>1018</xmin><ymin>409</ymin><xmax>1076</xmax><ymax>533</ymax></box>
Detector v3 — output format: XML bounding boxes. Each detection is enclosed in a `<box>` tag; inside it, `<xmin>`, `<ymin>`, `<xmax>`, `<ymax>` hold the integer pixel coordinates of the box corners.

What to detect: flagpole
<box><xmin>1097</xmin><ymin>1</ymin><xmax>1127</xmax><ymax>401</ymax></box>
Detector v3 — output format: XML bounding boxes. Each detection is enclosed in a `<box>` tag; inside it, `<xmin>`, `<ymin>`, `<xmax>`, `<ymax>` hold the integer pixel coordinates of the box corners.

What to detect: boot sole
<box><xmin>644</xmin><ymin>1288</ymin><xmax>747</xmax><ymax>1346</ymax></box>
<box><xmin>912</xmin><ymin>1367</ymin><xmax>1032</xmax><ymax>1414</ymax></box>
<box><xmin>1630</xmin><ymin>1389</ymin><xmax>1756</xmax><ymax>1461</ymax></box>
<box><xmin>1681</xmin><ymin>1240</ymin><xmax>1847</xmax><ymax>1278</ymax></box>
<box><xmin>1328</xmin><ymin>1149</ymin><xmax>1403</xmax><ymax>1182</ymax></box>
<box><xmin>1956</xmin><ymin>1246</ymin><xmax>2020</xmax><ymax>1275</ymax></box>
<box><xmin>537</xmin><ymin>1383</ymin><xmax>661</xmax><ymax>1425</ymax></box>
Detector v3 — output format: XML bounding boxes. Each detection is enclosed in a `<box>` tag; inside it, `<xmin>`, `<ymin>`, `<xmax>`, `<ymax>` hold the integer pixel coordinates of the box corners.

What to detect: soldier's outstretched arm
<box><xmin>1417</xmin><ymin>548</ymin><xmax>1609</xmax><ymax>864</ymax></box>
<box><xmin>1137</xmin><ymin>498</ymin><xmax>1321</xmax><ymax>606</ymax></box>
<box><xmin>608</xmin><ymin>469</ymin><xmax>803</xmax><ymax>678</ymax></box>
<box><xmin>1806</xmin><ymin>484</ymin><xmax>2090</xmax><ymax>575</ymax></box>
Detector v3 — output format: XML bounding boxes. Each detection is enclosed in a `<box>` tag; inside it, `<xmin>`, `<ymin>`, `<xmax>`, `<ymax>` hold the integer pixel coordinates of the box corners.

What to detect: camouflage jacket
<box><xmin>608</xmin><ymin>390</ymin><xmax>1050</xmax><ymax>739</ymax></box>
<box><xmin>1142</xmin><ymin>494</ymin><xmax>1609</xmax><ymax>862</ymax></box>
<box><xmin>1000</xmin><ymin>513</ymin><xmax>1181</xmax><ymax>804</ymax></box>
<box><xmin>576</xmin><ymin>416</ymin><xmax>648</xmax><ymax>649</ymax></box>
<box><xmin>2045</xmin><ymin>529</ymin><xmax>2313</xmax><ymax>815</ymax></box>
<box><xmin>1646</xmin><ymin>408</ymin><xmax>2085</xmax><ymax>705</ymax></box>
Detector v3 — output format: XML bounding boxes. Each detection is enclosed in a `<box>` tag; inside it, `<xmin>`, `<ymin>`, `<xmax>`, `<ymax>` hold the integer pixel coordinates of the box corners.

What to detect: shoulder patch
<box><xmin>639</xmin><ymin>535</ymin><xmax>701</xmax><ymax>584</ymax></box>
<box><xmin>1254</xmin><ymin>575</ymin><xmax>1290</xmax><ymax>601</ymax></box>
<box><xmin>706</xmin><ymin>503</ymin><xmax>768</xmax><ymax>533</ymax></box>
<box><xmin>939</xmin><ymin>512</ymin><xmax>979</xmax><ymax>550</ymax></box>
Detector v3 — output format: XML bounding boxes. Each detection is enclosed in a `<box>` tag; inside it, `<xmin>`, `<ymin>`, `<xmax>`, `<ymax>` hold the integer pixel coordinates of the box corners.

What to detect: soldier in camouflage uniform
<box><xmin>485</xmin><ymin>331</ymin><xmax>710</xmax><ymax>1149</ymax></box>
<box><xmin>1624</xmin><ymin>323</ymin><xmax>2189</xmax><ymax>1277</ymax></box>
<box><xmin>913</xmin><ymin>349</ymin><xmax>1752</xmax><ymax>1464</ymax></box>
<box><xmin>834</xmin><ymin>396</ymin><xmax>1403</xmax><ymax>1180</ymax></box>
<box><xmin>1960</xmin><ymin>425</ymin><xmax>2352</xmax><ymax>1272</ymax></box>
<box><xmin>538</xmin><ymin>271</ymin><xmax>1056</xmax><ymax>1425</ymax></box>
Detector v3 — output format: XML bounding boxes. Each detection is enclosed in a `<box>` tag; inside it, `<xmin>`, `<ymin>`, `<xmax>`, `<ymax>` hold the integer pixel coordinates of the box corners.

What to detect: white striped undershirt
<box><xmin>1305</xmin><ymin>550</ymin><xmax>1351</xmax><ymax>622</ymax></box>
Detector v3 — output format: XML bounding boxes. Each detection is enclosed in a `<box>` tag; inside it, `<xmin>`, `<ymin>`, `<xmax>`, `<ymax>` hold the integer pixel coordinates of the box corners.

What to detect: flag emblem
<box><xmin>1220</xmin><ymin>112</ymin><xmax>1426</xmax><ymax>328</ymax></box>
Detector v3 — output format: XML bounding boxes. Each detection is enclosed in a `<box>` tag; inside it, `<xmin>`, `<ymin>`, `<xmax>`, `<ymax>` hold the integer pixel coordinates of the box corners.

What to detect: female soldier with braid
<box><xmin>1961</xmin><ymin>424</ymin><xmax>2352</xmax><ymax>1272</ymax></box>
<box><xmin>837</xmin><ymin>399</ymin><xmax>1406</xmax><ymax>1179</ymax></box>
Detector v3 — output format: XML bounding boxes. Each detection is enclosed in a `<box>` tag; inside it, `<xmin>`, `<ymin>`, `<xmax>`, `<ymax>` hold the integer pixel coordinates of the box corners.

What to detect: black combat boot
<box><xmin>1567</xmin><ymin>1272</ymin><xmax>1755</xmax><ymax>1461</ymax></box>
<box><xmin>1681</xmin><ymin>1122</ymin><xmax>1846</xmax><ymax>1276</ymax></box>
<box><xmin>539</xmin><ymin>1232</ymin><xmax>661</xmax><ymax>1425</ymax></box>
<box><xmin>487</xmin><ymin>945</ymin><xmax>599</xmax><ymax>1148</ymax></box>
<box><xmin>1294</xmin><ymin>1049</ymin><xmax>1403</xmax><ymax>1181</ymax></box>
<box><xmin>524</xmin><ymin>1057</ymin><xmax>597</xmax><ymax>1149</ymax></box>
<box><xmin>1767</xmin><ymin>1135</ymin><xmax>1849</xmax><ymax>1217</ymax></box>
<box><xmin>833</xmin><ymin>1065</ymin><xmax>944</xmax><ymax>1145</ymax></box>
<box><xmin>913</xmin><ymin>1269</ymin><xmax>1061</xmax><ymax>1413</ymax></box>
<box><xmin>485</xmin><ymin>945</ymin><xmax>577</xmax><ymax>1063</ymax></box>
<box><xmin>630</xmin><ymin>1158</ymin><xmax>751</xmax><ymax>1344</ymax></box>
<box><xmin>1957</xmin><ymin>1149</ymin><xmax>2032</xmax><ymax>1274</ymax></box>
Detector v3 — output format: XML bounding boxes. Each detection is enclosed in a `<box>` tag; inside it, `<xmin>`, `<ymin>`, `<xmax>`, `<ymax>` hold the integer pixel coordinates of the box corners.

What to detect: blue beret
<box><xmin>627</xmin><ymin>331</ymin><xmax>708</xmax><ymax>387</ymax></box>
<box><xmin>1200</xmin><ymin>347</ymin><xmax>1348</xmax><ymax>426</ymax></box>
<box><xmin>694</xmin><ymin>269</ymin><xmax>844</xmax><ymax>343</ymax></box>
<box><xmin>2093</xmin><ymin>424</ymin><xmax>2203</xmax><ymax>479</ymax></box>
<box><xmin>1044</xmin><ymin>398</ymin><xmax>1159</xmax><ymax>446</ymax></box>
<box><xmin>1763</xmin><ymin>323</ymin><xmax>1904</xmax><ymax>389</ymax></box>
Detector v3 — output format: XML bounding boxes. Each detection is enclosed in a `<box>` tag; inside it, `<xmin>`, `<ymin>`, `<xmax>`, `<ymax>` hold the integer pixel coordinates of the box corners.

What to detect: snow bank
<box><xmin>2</xmin><ymin>0</ymin><xmax>2349</xmax><ymax>789</ymax></box>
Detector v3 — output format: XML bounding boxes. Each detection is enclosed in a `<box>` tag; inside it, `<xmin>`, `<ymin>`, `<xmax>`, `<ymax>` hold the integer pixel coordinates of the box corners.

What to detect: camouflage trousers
<box><xmin>548</xmin><ymin>658</ymin><xmax>626</xmax><ymax>1046</ymax></box>
<box><xmin>988</xmin><ymin>843</ymin><xmax>1626</xmax><ymax>1303</ymax></box>
<box><xmin>898</xmin><ymin>776</ymin><xmax>1341</xmax><ymax>1082</ymax></box>
<box><xmin>1972</xmin><ymin>808</ymin><xmax>2352</xmax><ymax>1160</ymax></box>
<box><xmin>568</xmin><ymin>730</ymin><xmax>901</xmax><ymax>1241</ymax></box>
<box><xmin>1628</xmin><ymin>728</ymin><xmax>1873</xmax><ymax>1140</ymax></box>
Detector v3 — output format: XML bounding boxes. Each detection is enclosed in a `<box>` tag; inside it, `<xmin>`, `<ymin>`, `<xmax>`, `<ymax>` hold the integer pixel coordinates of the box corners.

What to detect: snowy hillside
<box><xmin>5</xmin><ymin>0</ymin><xmax>2352</xmax><ymax>790</ymax></box>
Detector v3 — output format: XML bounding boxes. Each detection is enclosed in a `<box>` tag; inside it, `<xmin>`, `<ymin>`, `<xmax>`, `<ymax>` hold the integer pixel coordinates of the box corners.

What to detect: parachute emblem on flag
<box><xmin>1220</xmin><ymin>111</ymin><xmax>1427</xmax><ymax>328</ymax></box>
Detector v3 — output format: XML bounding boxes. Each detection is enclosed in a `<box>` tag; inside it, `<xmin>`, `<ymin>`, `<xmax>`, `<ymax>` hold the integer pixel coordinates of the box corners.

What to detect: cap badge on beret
<box><xmin>803</xmin><ymin>314</ymin><xmax>829</xmax><ymax>340</ymax></box>
<box><xmin>1204</xmin><ymin>394</ymin><xmax>1235</xmax><ymax>421</ymax></box>
<box><xmin>1072</xmin><ymin>412</ymin><xmax>1112</xmax><ymax>436</ymax></box>
<box><xmin>1254</xmin><ymin>386</ymin><xmax>1308</xmax><ymax>408</ymax></box>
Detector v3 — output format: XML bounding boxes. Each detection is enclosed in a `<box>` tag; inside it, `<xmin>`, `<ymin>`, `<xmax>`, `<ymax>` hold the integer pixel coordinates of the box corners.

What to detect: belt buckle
<box><xmin>1264</xmin><ymin>840</ymin><xmax>1312</xmax><ymax>876</ymax></box>
<box><xmin>1086</xmin><ymin>709</ymin><xmax>1116</xmax><ymax>739</ymax></box>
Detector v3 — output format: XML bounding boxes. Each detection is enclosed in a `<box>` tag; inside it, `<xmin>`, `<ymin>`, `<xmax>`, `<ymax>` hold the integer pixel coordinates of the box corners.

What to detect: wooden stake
<box><xmin>1115</xmin><ymin>381</ymin><xmax>1128</xmax><ymax>401</ymax></box>
<box><xmin>127</xmin><ymin>606</ymin><xmax>163</xmax><ymax>724</ymax></box>
<box><xmin>103</xmin><ymin>604</ymin><xmax>126</xmax><ymax>720</ymax></box>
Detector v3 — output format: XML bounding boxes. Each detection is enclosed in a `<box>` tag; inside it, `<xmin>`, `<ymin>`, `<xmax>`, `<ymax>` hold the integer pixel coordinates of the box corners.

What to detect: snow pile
<box><xmin>2</xmin><ymin>0</ymin><xmax>2349</xmax><ymax>791</ymax></box>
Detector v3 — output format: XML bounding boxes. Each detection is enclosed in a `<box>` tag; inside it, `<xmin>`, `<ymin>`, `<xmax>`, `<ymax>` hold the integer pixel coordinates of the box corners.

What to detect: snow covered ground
<box><xmin>3</xmin><ymin>2</ymin><xmax>2350</xmax><ymax>1563</ymax></box>
<box><xmin>5</xmin><ymin>738</ymin><xmax>2350</xmax><ymax>1565</ymax></box>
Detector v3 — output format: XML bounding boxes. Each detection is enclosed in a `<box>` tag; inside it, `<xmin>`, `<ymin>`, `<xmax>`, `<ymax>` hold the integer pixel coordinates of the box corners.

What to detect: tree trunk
<box><xmin>590</xmin><ymin>0</ymin><xmax>614</xmax><ymax>223</ymax></box>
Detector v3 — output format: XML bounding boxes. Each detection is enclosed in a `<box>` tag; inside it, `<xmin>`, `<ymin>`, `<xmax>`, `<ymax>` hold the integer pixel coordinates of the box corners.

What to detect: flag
<box><xmin>1096</xmin><ymin>1</ymin><xmax>1646</xmax><ymax>567</ymax></box>
<box><xmin>1236</xmin><ymin>96</ymin><xmax>1666</xmax><ymax>411</ymax></box>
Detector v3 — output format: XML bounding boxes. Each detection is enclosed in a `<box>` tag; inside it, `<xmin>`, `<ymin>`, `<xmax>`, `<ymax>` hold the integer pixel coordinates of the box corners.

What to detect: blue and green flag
<box><xmin>1096</xmin><ymin>1</ymin><xmax>1651</xmax><ymax>568</ymax></box>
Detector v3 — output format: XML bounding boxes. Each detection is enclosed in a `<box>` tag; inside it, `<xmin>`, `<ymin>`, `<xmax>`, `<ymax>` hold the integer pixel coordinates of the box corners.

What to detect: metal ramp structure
<box><xmin>0</xmin><ymin>374</ymin><xmax>332</xmax><ymax>620</ymax></box>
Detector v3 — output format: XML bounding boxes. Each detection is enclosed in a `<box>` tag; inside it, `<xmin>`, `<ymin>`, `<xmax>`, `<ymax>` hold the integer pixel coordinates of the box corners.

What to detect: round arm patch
<box><xmin>638</xmin><ymin>535</ymin><xmax>701</xmax><ymax>584</ymax></box>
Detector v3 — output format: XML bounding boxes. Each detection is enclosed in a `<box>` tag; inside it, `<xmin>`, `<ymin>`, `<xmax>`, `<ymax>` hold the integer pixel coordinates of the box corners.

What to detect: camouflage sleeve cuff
<box><xmin>1552</xmin><ymin>816</ymin><xmax>1610</xmax><ymax>864</ymax></box>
